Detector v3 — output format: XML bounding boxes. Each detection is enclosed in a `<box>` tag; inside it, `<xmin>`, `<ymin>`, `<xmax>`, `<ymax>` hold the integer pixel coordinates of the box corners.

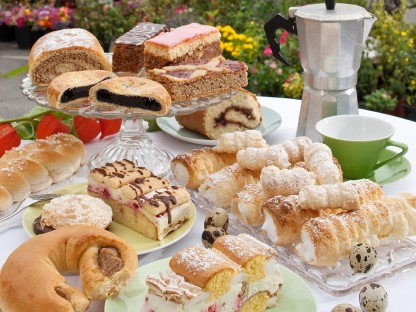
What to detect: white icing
<box><xmin>261</xmin><ymin>210</ymin><xmax>278</xmax><ymax>244</ymax></box>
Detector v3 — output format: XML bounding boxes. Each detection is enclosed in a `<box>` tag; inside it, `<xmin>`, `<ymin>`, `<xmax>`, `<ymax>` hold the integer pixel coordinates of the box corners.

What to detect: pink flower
<box><xmin>269</xmin><ymin>62</ymin><xmax>277</xmax><ymax>69</ymax></box>
<box><xmin>276</xmin><ymin>68</ymin><xmax>283</xmax><ymax>75</ymax></box>
<box><xmin>264</xmin><ymin>45</ymin><xmax>272</xmax><ymax>57</ymax></box>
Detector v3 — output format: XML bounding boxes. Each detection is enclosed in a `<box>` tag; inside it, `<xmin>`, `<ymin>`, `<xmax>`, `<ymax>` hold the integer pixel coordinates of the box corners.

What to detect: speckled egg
<box><xmin>349</xmin><ymin>243</ymin><xmax>377</xmax><ymax>273</ymax></box>
<box><xmin>359</xmin><ymin>283</ymin><xmax>388</xmax><ymax>312</ymax></box>
<box><xmin>202</xmin><ymin>226</ymin><xmax>227</xmax><ymax>248</ymax></box>
<box><xmin>331</xmin><ymin>303</ymin><xmax>361</xmax><ymax>312</ymax></box>
<box><xmin>204</xmin><ymin>208</ymin><xmax>229</xmax><ymax>231</ymax></box>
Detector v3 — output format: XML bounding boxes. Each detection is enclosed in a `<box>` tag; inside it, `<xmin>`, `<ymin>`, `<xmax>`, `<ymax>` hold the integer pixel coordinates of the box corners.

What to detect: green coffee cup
<box><xmin>315</xmin><ymin>115</ymin><xmax>408</xmax><ymax>179</ymax></box>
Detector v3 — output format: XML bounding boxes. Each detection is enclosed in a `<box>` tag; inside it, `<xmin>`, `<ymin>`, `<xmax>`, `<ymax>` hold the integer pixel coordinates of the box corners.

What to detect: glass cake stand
<box><xmin>21</xmin><ymin>76</ymin><xmax>236</xmax><ymax>176</ymax></box>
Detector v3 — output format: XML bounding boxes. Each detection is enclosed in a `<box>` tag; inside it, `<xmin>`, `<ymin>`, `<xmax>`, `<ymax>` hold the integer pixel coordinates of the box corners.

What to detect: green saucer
<box><xmin>347</xmin><ymin>149</ymin><xmax>411</xmax><ymax>185</ymax></box>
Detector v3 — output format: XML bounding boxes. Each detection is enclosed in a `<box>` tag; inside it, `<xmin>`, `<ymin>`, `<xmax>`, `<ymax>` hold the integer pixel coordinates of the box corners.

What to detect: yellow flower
<box><xmin>228</xmin><ymin>35</ymin><xmax>234</xmax><ymax>41</ymax></box>
<box><xmin>226</xmin><ymin>45</ymin><xmax>233</xmax><ymax>52</ymax></box>
<box><xmin>216</xmin><ymin>25</ymin><xmax>222</xmax><ymax>31</ymax></box>
<box><xmin>238</xmin><ymin>34</ymin><xmax>246</xmax><ymax>40</ymax></box>
<box><xmin>24</xmin><ymin>9</ymin><xmax>31</xmax><ymax>15</ymax></box>
<box><xmin>245</xmin><ymin>37</ymin><xmax>253</xmax><ymax>43</ymax></box>
<box><xmin>401</xmin><ymin>31</ymin><xmax>407</xmax><ymax>36</ymax></box>
<box><xmin>231</xmin><ymin>50</ymin><xmax>240</xmax><ymax>57</ymax></box>
<box><xmin>411</xmin><ymin>80</ymin><xmax>416</xmax><ymax>86</ymax></box>
<box><xmin>243</xmin><ymin>43</ymin><xmax>253</xmax><ymax>50</ymax></box>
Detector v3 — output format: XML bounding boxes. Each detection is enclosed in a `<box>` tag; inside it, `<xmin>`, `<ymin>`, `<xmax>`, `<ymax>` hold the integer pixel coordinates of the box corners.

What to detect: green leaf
<box><xmin>145</xmin><ymin>119</ymin><xmax>161</xmax><ymax>132</ymax></box>
<box><xmin>13</xmin><ymin>121</ymin><xmax>35</xmax><ymax>140</ymax></box>
<box><xmin>0</xmin><ymin>65</ymin><xmax>28</xmax><ymax>78</ymax></box>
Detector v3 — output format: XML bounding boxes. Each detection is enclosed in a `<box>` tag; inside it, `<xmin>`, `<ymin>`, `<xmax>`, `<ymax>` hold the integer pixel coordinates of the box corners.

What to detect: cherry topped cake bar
<box><xmin>87</xmin><ymin>159</ymin><xmax>193</xmax><ymax>240</ymax></box>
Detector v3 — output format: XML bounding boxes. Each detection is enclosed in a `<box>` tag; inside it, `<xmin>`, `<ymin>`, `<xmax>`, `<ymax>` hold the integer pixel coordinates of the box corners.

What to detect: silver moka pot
<box><xmin>265</xmin><ymin>0</ymin><xmax>376</xmax><ymax>141</ymax></box>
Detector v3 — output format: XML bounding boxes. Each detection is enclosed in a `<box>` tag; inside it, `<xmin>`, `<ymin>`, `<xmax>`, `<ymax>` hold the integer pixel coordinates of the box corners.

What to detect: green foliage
<box><xmin>74</xmin><ymin>0</ymin><xmax>144</xmax><ymax>50</ymax></box>
<box><xmin>363</xmin><ymin>89</ymin><xmax>397</xmax><ymax>112</ymax></box>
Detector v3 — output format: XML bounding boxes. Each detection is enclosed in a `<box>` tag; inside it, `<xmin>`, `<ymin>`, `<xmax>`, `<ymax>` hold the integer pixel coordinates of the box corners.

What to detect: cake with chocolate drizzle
<box><xmin>87</xmin><ymin>160</ymin><xmax>193</xmax><ymax>240</ymax></box>
<box><xmin>146</xmin><ymin>56</ymin><xmax>248</xmax><ymax>102</ymax></box>
<box><xmin>175</xmin><ymin>88</ymin><xmax>262</xmax><ymax>139</ymax></box>
<box><xmin>112</xmin><ymin>22</ymin><xmax>167</xmax><ymax>73</ymax></box>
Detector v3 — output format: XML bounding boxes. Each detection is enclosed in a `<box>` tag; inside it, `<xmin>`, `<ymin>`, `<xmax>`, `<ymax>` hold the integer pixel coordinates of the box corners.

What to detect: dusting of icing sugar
<box><xmin>31</xmin><ymin>28</ymin><xmax>103</xmax><ymax>61</ymax></box>
<box><xmin>146</xmin><ymin>23</ymin><xmax>219</xmax><ymax>47</ymax></box>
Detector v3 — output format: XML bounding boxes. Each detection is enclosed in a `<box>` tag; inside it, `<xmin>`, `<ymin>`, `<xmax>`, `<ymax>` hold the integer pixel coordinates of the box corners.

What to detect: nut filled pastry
<box><xmin>143</xmin><ymin>244</ymin><xmax>245</xmax><ymax>312</ymax></box>
<box><xmin>88</xmin><ymin>160</ymin><xmax>193</xmax><ymax>240</ymax></box>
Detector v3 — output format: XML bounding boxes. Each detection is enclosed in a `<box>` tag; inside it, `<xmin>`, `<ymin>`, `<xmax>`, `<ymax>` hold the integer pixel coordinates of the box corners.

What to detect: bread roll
<box><xmin>175</xmin><ymin>89</ymin><xmax>262</xmax><ymax>139</ymax></box>
<box><xmin>29</xmin><ymin>28</ymin><xmax>111</xmax><ymax>85</ymax></box>
<box><xmin>0</xmin><ymin>225</ymin><xmax>138</xmax><ymax>312</ymax></box>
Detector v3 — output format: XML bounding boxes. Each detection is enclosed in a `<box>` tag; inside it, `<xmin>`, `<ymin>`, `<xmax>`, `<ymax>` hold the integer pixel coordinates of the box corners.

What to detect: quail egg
<box><xmin>359</xmin><ymin>283</ymin><xmax>388</xmax><ymax>312</ymax></box>
<box><xmin>204</xmin><ymin>208</ymin><xmax>229</xmax><ymax>231</ymax></box>
<box><xmin>349</xmin><ymin>243</ymin><xmax>377</xmax><ymax>273</ymax></box>
<box><xmin>331</xmin><ymin>303</ymin><xmax>361</xmax><ymax>312</ymax></box>
<box><xmin>202</xmin><ymin>226</ymin><xmax>227</xmax><ymax>248</ymax></box>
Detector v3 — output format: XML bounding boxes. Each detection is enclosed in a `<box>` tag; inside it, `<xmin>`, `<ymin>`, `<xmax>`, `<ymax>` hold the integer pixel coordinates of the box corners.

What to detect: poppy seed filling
<box><xmin>96</xmin><ymin>89</ymin><xmax>162</xmax><ymax>111</ymax></box>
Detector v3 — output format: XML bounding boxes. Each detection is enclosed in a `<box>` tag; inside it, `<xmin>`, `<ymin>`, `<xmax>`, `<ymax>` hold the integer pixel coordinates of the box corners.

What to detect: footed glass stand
<box><xmin>88</xmin><ymin>118</ymin><xmax>174</xmax><ymax>175</ymax></box>
<box><xmin>21</xmin><ymin>75</ymin><xmax>235</xmax><ymax>176</ymax></box>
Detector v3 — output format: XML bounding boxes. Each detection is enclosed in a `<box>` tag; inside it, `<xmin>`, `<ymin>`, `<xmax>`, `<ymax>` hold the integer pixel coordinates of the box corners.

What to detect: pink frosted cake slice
<box><xmin>144</xmin><ymin>23</ymin><xmax>222</xmax><ymax>69</ymax></box>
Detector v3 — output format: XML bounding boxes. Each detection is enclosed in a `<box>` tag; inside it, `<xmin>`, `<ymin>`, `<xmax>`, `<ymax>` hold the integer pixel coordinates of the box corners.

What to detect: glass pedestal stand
<box><xmin>21</xmin><ymin>74</ymin><xmax>236</xmax><ymax>176</ymax></box>
<box><xmin>88</xmin><ymin>118</ymin><xmax>173</xmax><ymax>176</ymax></box>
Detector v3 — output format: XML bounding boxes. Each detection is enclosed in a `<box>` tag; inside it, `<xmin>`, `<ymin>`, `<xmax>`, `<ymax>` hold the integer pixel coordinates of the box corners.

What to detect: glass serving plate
<box><xmin>190</xmin><ymin>189</ymin><xmax>416</xmax><ymax>296</ymax></box>
<box><xmin>20</xmin><ymin>75</ymin><xmax>236</xmax><ymax>176</ymax></box>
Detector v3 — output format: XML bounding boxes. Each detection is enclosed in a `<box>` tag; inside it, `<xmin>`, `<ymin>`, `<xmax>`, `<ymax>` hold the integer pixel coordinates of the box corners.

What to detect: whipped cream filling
<box><xmin>295</xmin><ymin>230</ymin><xmax>316</xmax><ymax>263</ymax></box>
<box><xmin>262</xmin><ymin>210</ymin><xmax>278</xmax><ymax>244</ymax></box>
<box><xmin>171</xmin><ymin>163</ymin><xmax>189</xmax><ymax>187</ymax></box>
<box><xmin>143</xmin><ymin>271</ymin><xmax>242</xmax><ymax>312</ymax></box>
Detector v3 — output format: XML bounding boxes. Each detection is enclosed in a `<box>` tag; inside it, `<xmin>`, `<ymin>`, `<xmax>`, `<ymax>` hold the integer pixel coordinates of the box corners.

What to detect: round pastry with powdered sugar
<box><xmin>33</xmin><ymin>194</ymin><xmax>112</xmax><ymax>234</ymax></box>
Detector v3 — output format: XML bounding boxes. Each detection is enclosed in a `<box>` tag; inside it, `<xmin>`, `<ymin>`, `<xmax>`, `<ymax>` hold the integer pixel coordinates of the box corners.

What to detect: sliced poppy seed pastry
<box><xmin>47</xmin><ymin>70</ymin><xmax>117</xmax><ymax>108</ymax></box>
<box><xmin>89</xmin><ymin>77</ymin><xmax>171</xmax><ymax>116</ymax></box>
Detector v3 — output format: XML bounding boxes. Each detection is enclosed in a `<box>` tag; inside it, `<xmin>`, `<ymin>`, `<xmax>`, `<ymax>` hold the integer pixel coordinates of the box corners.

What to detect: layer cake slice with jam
<box><xmin>88</xmin><ymin>159</ymin><xmax>192</xmax><ymax>240</ymax></box>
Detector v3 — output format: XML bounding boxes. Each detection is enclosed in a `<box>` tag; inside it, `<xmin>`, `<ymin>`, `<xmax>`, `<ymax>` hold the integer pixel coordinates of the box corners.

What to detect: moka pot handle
<box><xmin>264</xmin><ymin>13</ymin><xmax>297</xmax><ymax>66</ymax></box>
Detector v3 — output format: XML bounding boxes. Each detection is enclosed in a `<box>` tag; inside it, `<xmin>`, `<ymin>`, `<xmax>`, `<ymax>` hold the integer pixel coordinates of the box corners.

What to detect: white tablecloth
<box><xmin>1</xmin><ymin>97</ymin><xmax>415</xmax><ymax>311</ymax></box>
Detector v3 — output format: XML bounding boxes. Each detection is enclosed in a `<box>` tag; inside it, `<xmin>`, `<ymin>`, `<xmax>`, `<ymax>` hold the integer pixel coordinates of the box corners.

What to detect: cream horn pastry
<box><xmin>199</xmin><ymin>163</ymin><xmax>260</xmax><ymax>208</ymax></box>
<box><xmin>213</xmin><ymin>130</ymin><xmax>267</xmax><ymax>153</ymax></box>
<box><xmin>213</xmin><ymin>234</ymin><xmax>283</xmax><ymax>311</ymax></box>
<box><xmin>261</xmin><ymin>195</ymin><xmax>321</xmax><ymax>246</ymax></box>
<box><xmin>142</xmin><ymin>244</ymin><xmax>245</xmax><ymax>312</ymax></box>
<box><xmin>304</xmin><ymin>143</ymin><xmax>343</xmax><ymax>185</ymax></box>
<box><xmin>281</xmin><ymin>136</ymin><xmax>312</xmax><ymax>164</ymax></box>
<box><xmin>231</xmin><ymin>183</ymin><xmax>268</xmax><ymax>226</ymax></box>
<box><xmin>260</xmin><ymin>166</ymin><xmax>316</xmax><ymax>198</ymax></box>
<box><xmin>88</xmin><ymin>160</ymin><xmax>192</xmax><ymax>240</ymax></box>
<box><xmin>171</xmin><ymin>147</ymin><xmax>236</xmax><ymax>189</ymax></box>
<box><xmin>299</xmin><ymin>179</ymin><xmax>383</xmax><ymax>211</ymax></box>
<box><xmin>295</xmin><ymin>193</ymin><xmax>416</xmax><ymax>266</ymax></box>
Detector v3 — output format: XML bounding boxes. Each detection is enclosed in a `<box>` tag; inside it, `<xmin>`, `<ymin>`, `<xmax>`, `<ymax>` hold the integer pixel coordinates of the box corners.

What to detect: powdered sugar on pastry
<box><xmin>236</xmin><ymin>145</ymin><xmax>290</xmax><ymax>171</ymax></box>
<box><xmin>40</xmin><ymin>194</ymin><xmax>112</xmax><ymax>230</ymax></box>
<box><xmin>304</xmin><ymin>143</ymin><xmax>342</xmax><ymax>185</ymax></box>
<box><xmin>214</xmin><ymin>130</ymin><xmax>266</xmax><ymax>153</ymax></box>
<box><xmin>260</xmin><ymin>166</ymin><xmax>316</xmax><ymax>198</ymax></box>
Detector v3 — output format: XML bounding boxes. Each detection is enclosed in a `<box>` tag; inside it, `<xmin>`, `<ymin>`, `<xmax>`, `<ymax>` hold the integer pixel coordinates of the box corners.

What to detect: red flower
<box><xmin>0</xmin><ymin>124</ymin><xmax>21</xmax><ymax>157</ymax></box>
<box><xmin>280</xmin><ymin>31</ymin><xmax>288</xmax><ymax>44</ymax></box>
<box><xmin>73</xmin><ymin>116</ymin><xmax>100</xmax><ymax>143</ymax></box>
<box><xmin>36</xmin><ymin>114</ymin><xmax>69</xmax><ymax>140</ymax></box>
<box><xmin>99</xmin><ymin>119</ymin><xmax>122</xmax><ymax>140</ymax></box>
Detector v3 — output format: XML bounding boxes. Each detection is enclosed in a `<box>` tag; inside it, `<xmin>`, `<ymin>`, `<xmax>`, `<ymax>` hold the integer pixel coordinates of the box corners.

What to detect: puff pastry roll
<box><xmin>304</xmin><ymin>143</ymin><xmax>342</xmax><ymax>185</ymax></box>
<box><xmin>260</xmin><ymin>166</ymin><xmax>316</xmax><ymax>198</ymax></box>
<box><xmin>295</xmin><ymin>193</ymin><xmax>416</xmax><ymax>266</ymax></box>
<box><xmin>299</xmin><ymin>179</ymin><xmax>383</xmax><ymax>211</ymax></box>
<box><xmin>171</xmin><ymin>148</ymin><xmax>236</xmax><ymax>189</ymax></box>
<box><xmin>199</xmin><ymin>163</ymin><xmax>260</xmax><ymax>207</ymax></box>
<box><xmin>213</xmin><ymin>130</ymin><xmax>267</xmax><ymax>153</ymax></box>
<box><xmin>231</xmin><ymin>183</ymin><xmax>267</xmax><ymax>226</ymax></box>
<box><xmin>281</xmin><ymin>136</ymin><xmax>312</xmax><ymax>164</ymax></box>
<box><xmin>261</xmin><ymin>195</ymin><xmax>321</xmax><ymax>246</ymax></box>
<box><xmin>236</xmin><ymin>145</ymin><xmax>290</xmax><ymax>171</ymax></box>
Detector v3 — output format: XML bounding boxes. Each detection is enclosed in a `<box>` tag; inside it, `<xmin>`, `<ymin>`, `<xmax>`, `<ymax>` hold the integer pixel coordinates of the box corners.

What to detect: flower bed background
<box><xmin>0</xmin><ymin>0</ymin><xmax>415</xmax><ymax>119</ymax></box>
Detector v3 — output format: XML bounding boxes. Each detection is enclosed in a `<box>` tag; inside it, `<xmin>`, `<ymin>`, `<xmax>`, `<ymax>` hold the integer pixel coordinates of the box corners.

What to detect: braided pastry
<box><xmin>0</xmin><ymin>225</ymin><xmax>137</xmax><ymax>312</ymax></box>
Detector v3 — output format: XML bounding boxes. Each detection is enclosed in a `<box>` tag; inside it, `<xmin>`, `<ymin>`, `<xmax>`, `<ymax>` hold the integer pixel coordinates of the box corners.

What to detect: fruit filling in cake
<box><xmin>88</xmin><ymin>160</ymin><xmax>193</xmax><ymax>240</ymax></box>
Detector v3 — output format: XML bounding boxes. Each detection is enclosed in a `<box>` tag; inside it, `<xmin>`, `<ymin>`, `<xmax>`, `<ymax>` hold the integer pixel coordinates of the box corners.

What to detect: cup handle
<box><xmin>373</xmin><ymin>140</ymin><xmax>408</xmax><ymax>171</ymax></box>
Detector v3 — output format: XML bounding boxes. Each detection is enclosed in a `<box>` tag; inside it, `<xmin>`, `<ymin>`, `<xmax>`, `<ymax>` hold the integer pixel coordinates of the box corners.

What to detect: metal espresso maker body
<box><xmin>265</xmin><ymin>0</ymin><xmax>376</xmax><ymax>141</ymax></box>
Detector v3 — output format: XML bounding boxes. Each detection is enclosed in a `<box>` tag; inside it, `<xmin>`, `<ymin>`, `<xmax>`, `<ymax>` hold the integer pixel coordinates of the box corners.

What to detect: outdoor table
<box><xmin>1</xmin><ymin>97</ymin><xmax>415</xmax><ymax>311</ymax></box>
